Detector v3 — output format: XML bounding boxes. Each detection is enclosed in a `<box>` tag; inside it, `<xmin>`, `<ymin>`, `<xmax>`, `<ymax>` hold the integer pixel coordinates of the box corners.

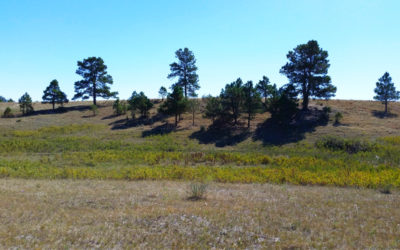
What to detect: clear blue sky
<box><xmin>0</xmin><ymin>0</ymin><xmax>399</xmax><ymax>101</ymax></box>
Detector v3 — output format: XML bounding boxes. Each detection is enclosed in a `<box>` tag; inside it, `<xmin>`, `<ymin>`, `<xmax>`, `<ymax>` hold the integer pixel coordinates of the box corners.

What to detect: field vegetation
<box><xmin>1</xmin><ymin>99</ymin><xmax>400</xmax><ymax>190</ymax></box>
<box><xmin>0</xmin><ymin>179</ymin><xmax>399</xmax><ymax>248</ymax></box>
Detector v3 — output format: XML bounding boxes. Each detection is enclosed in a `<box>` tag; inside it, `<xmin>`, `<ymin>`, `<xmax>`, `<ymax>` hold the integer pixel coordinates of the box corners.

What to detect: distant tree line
<box><xmin>3</xmin><ymin>40</ymin><xmax>399</xmax><ymax>122</ymax></box>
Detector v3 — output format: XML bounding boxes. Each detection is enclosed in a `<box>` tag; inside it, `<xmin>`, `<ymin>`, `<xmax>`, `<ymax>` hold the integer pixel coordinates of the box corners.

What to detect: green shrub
<box><xmin>90</xmin><ymin>104</ymin><xmax>98</xmax><ymax>116</ymax></box>
<box><xmin>323</xmin><ymin>106</ymin><xmax>331</xmax><ymax>113</ymax></box>
<box><xmin>113</xmin><ymin>99</ymin><xmax>127</xmax><ymax>116</ymax></box>
<box><xmin>379</xmin><ymin>184</ymin><xmax>392</xmax><ymax>194</ymax></box>
<box><xmin>187</xmin><ymin>182</ymin><xmax>208</xmax><ymax>200</ymax></box>
<box><xmin>316</xmin><ymin>136</ymin><xmax>375</xmax><ymax>154</ymax></box>
<box><xmin>334</xmin><ymin>112</ymin><xmax>343</xmax><ymax>124</ymax></box>
<box><xmin>2</xmin><ymin>107</ymin><xmax>14</xmax><ymax>118</ymax></box>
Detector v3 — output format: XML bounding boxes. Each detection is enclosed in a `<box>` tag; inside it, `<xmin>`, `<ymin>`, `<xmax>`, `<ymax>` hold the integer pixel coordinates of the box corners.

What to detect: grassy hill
<box><xmin>0</xmin><ymin>99</ymin><xmax>400</xmax><ymax>187</ymax></box>
<box><xmin>1</xmin><ymin>99</ymin><xmax>400</xmax><ymax>139</ymax></box>
<box><xmin>1</xmin><ymin>99</ymin><xmax>400</xmax><ymax>248</ymax></box>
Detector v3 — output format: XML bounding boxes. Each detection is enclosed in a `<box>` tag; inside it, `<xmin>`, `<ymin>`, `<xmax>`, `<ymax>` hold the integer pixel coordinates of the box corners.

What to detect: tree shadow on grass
<box><xmin>102</xmin><ymin>114</ymin><xmax>120</xmax><ymax>120</ymax></box>
<box><xmin>253</xmin><ymin>108</ymin><xmax>329</xmax><ymax>146</ymax></box>
<box><xmin>371</xmin><ymin>110</ymin><xmax>398</xmax><ymax>119</ymax></box>
<box><xmin>24</xmin><ymin>105</ymin><xmax>91</xmax><ymax>117</ymax></box>
<box><xmin>141</xmin><ymin>122</ymin><xmax>177</xmax><ymax>137</ymax></box>
<box><xmin>190</xmin><ymin>124</ymin><xmax>251</xmax><ymax>147</ymax></box>
<box><xmin>110</xmin><ymin>113</ymin><xmax>166</xmax><ymax>130</ymax></box>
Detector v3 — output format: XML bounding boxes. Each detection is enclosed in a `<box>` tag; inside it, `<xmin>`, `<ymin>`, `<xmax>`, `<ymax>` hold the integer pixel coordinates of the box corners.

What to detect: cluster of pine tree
<box><xmin>4</xmin><ymin>39</ymin><xmax>398</xmax><ymax>121</ymax></box>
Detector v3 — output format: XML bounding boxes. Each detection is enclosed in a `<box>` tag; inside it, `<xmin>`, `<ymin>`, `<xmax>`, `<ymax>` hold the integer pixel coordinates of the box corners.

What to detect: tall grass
<box><xmin>1</xmin><ymin>124</ymin><xmax>400</xmax><ymax>189</ymax></box>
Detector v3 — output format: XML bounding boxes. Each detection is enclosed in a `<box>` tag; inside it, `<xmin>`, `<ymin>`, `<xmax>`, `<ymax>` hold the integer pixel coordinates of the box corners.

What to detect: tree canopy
<box><xmin>204</xmin><ymin>96</ymin><xmax>223</xmax><ymax>123</ymax></box>
<box><xmin>256</xmin><ymin>76</ymin><xmax>276</xmax><ymax>110</ymax></box>
<box><xmin>242</xmin><ymin>81</ymin><xmax>262</xmax><ymax>128</ymax></box>
<box><xmin>158</xmin><ymin>86</ymin><xmax>168</xmax><ymax>101</ymax></box>
<box><xmin>220</xmin><ymin>78</ymin><xmax>244</xmax><ymax>125</ymax></box>
<box><xmin>374</xmin><ymin>72</ymin><xmax>400</xmax><ymax>114</ymax></box>
<box><xmin>42</xmin><ymin>79</ymin><xmax>68</xmax><ymax>110</ymax></box>
<box><xmin>19</xmin><ymin>92</ymin><xmax>34</xmax><ymax>115</ymax></box>
<box><xmin>168</xmin><ymin>48</ymin><xmax>199</xmax><ymax>98</ymax></box>
<box><xmin>268</xmin><ymin>84</ymin><xmax>298</xmax><ymax>125</ymax></box>
<box><xmin>73</xmin><ymin>57</ymin><xmax>117</xmax><ymax>105</ymax></box>
<box><xmin>280</xmin><ymin>40</ymin><xmax>336</xmax><ymax>110</ymax></box>
<box><xmin>159</xmin><ymin>86</ymin><xmax>188</xmax><ymax>126</ymax></box>
<box><xmin>128</xmin><ymin>91</ymin><xmax>153</xmax><ymax>118</ymax></box>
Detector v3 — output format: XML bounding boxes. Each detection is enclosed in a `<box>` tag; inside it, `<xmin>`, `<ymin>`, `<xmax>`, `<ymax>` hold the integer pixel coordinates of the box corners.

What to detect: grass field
<box><xmin>1</xmin><ymin>99</ymin><xmax>400</xmax><ymax>248</ymax></box>
<box><xmin>1</xmin><ymin>100</ymin><xmax>400</xmax><ymax>188</ymax></box>
<box><xmin>0</xmin><ymin>179</ymin><xmax>399</xmax><ymax>249</ymax></box>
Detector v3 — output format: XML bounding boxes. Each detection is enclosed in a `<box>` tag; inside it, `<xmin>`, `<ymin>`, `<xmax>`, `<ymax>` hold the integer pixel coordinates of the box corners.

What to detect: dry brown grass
<box><xmin>0</xmin><ymin>179</ymin><xmax>399</xmax><ymax>248</ymax></box>
<box><xmin>1</xmin><ymin>99</ymin><xmax>400</xmax><ymax>141</ymax></box>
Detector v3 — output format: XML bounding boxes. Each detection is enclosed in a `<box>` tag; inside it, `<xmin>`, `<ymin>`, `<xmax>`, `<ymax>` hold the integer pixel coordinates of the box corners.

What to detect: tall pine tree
<box><xmin>168</xmin><ymin>48</ymin><xmax>199</xmax><ymax>98</ymax></box>
<box><xmin>73</xmin><ymin>57</ymin><xmax>117</xmax><ymax>105</ymax></box>
<box><xmin>374</xmin><ymin>72</ymin><xmax>400</xmax><ymax>114</ymax></box>
<box><xmin>280</xmin><ymin>40</ymin><xmax>336</xmax><ymax>110</ymax></box>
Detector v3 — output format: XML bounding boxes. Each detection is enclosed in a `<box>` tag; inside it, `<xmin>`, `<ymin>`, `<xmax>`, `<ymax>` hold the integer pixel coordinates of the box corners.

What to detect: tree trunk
<box><xmin>52</xmin><ymin>101</ymin><xmax>55</xmax><ymax>111</ymax></box>
<box><xmin>192</xmin><ymin>110</ymin><xmax>195</xmax><ymax>126</ymax></box>
<box><xmin>175</xmin><ymin>114</ymin><xmax>178</xmax><ymax>127</ymax></box>
<box><xmin>93</xmin><ymin>81</ymin><xmax>97</xmax><ymax>106</ymax></box>
<box><xmin>184</xmin><ymin>85</ymin><xmax>187</xmax><ymax>98</ymax></box>
<box><xmin>385</xmin><ymin>100</ymin><xmax>388</xmax><ymax>114</ymax></box>
<box><xmin>248</xmin><ymin>114</ymin><xmax>251</xmax><ymax>128</ymax></box>
<box><xmin>302</xmin><ymin>94</ymin><xmax>309</xmax><ymax>111</ymax></box>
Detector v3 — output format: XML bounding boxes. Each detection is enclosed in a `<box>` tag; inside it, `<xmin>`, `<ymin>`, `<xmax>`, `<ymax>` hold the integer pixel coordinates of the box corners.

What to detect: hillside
<box><xmin>1</xmin><ymin>99</ymin><xmax>400</xmax><ymax>142</ymax></box>
<box><xmin>1</xmin><ymin>100</ymin><xmax>400</xmax><ymax>248</ymax></box>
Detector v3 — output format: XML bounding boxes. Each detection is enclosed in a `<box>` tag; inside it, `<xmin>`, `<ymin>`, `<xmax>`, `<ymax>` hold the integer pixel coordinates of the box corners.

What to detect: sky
<box><xmin>0</xmin><ymin>0</ymin><xmax>399</xmax><ymax>101</ymax></box>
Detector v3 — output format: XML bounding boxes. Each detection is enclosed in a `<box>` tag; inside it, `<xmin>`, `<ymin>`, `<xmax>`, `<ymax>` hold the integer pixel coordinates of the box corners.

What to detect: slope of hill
<box><xmin>1</xmin><ymin>100</ymin><xmax>400</xmax><ymax>248</ymax></box>
<box><xmin>0</xmin><ymin>99</ymin><xmax>400</xmax><ymax>188</ymax></box>
<box><xmin>1</xmin><ymin>99</ymin><xmax>400</xmax><ymax>141</ymax></box>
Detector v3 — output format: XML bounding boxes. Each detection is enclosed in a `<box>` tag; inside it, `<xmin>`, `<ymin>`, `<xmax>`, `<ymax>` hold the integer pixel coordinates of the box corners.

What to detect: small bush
<box><xmin>113</xmin><ymin>99</ymin><xmax>127</xmax><ymax>116</ymax></box>
<box><xmin>334</xmin><ymin>112</ymin><xmax>343</xmax><ymax>124</ymax></box>
<box><xmin>379</xmin><ymin>184</ymin><xmax>392</xmax><ymax>194</ymax></box>
<box><xmin>2</xmin><ymin>107</ymin><xmax>14</xmax><ymax>118</ymax></box>
<box><xmin>90</xmin><ymin>104</ymin><xmax>98</xmax><ymax>116</ymax></box>
<box><xmin>187</xmin><ymin>182</ymin><xmax>208</xmax><ymax>200</ymax></box>
<box><xmin>323</xmin><ymin>106</ymin><xmax>331</xmax><ymax>113</ymax></box>
<box><xmin>316</xmin><ymin>136</ymin><xmax>375</xmax><ymax>154</ymax></box>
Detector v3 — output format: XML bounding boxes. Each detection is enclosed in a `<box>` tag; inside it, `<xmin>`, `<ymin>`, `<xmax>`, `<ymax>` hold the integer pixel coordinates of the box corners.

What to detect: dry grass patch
<box><xmin>0</xmin><ymin>179</ymin><xmax>399</xmax><ymax>249</ymax></box>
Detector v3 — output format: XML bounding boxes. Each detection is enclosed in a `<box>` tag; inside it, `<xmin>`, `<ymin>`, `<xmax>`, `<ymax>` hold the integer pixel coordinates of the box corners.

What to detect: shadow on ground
<box><xmin>253</xmin><ymin>108</ymin><xmax>329</xmax><ymax>146</ymax></box>
<box><xmin>110</xmin><ymin>113</ymin><xmax>166</xmax><ymax>130</ymax></box>
<box><xmin>190</xmin><ymin>124</ymin><xmax>251</xmax><ymax>147</ymax></box>
<box><xmin>371</xmin><ymin>110</ymin><xmax>398</xmax><ymax>119</ymax></box>
<box><xmin>21</xmin><ymin>105</ymin><xmax>91</xmax><ymax>117</ymax></box>
<box><xmin>142</xmin><ymin>123</ymin><xmax>177</xmax><ymax>137</ymax></box>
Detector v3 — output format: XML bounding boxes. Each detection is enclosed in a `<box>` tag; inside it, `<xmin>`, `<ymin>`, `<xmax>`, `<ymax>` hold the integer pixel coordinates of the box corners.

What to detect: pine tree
<box><xmin>220</xmin><ymin>78</ymin><xmax>244</xmax><ymax>125</ymax></box>
<box><xmin>374</xmin><ymin>72</ymin><xmax>400</xmax><ymax>114</ymax></box>
<box><xmin>128</xmin><ymin>91</ymin><xmax>153</xmax><ymax>118</ymax></box>
<box><xmin>242</xmin><ymin>81</ymin><xmax>262</xmax><ymax>128</ymax></box>
<box><xmin>159</xmin><ymin>86</ymin><xmax>188</xmax><ymax>126</ymax></box>
<box><xmin>73</xmin><ymin>57</ymin><xmax>117</xmax><ymax>105</ymax></box>
<box><xmin>168</xmin><ymin>48</ymin><xmax>199</xmax><ymax>97</ymax></box>
<box><xmin>42</xmin><ymin>79</ymin><xmax>68</xmax><ymax>110</ymax></box>
<box><xmin>19</xmin><ymin>92</ymin><xmax>34</xmax><ymax>115</ymax></box>
<box><xmin>158</xmin><ymin>86</ymin><xmax>168</xmax><ymax>101</ymax></box>
<box><xmin>204</xmin><ymin>96</ymin><xmax>223</xmax><ymax>123</ymax></box>
<box><xmin>280</xmin><ymin>40</ymin><xmax>336</xmax><ymax>110</ymax></box>
<box><xmin>256</xmin><ymin>76</ymin><xmax>276</xmax><ymax>111</ymax></box>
